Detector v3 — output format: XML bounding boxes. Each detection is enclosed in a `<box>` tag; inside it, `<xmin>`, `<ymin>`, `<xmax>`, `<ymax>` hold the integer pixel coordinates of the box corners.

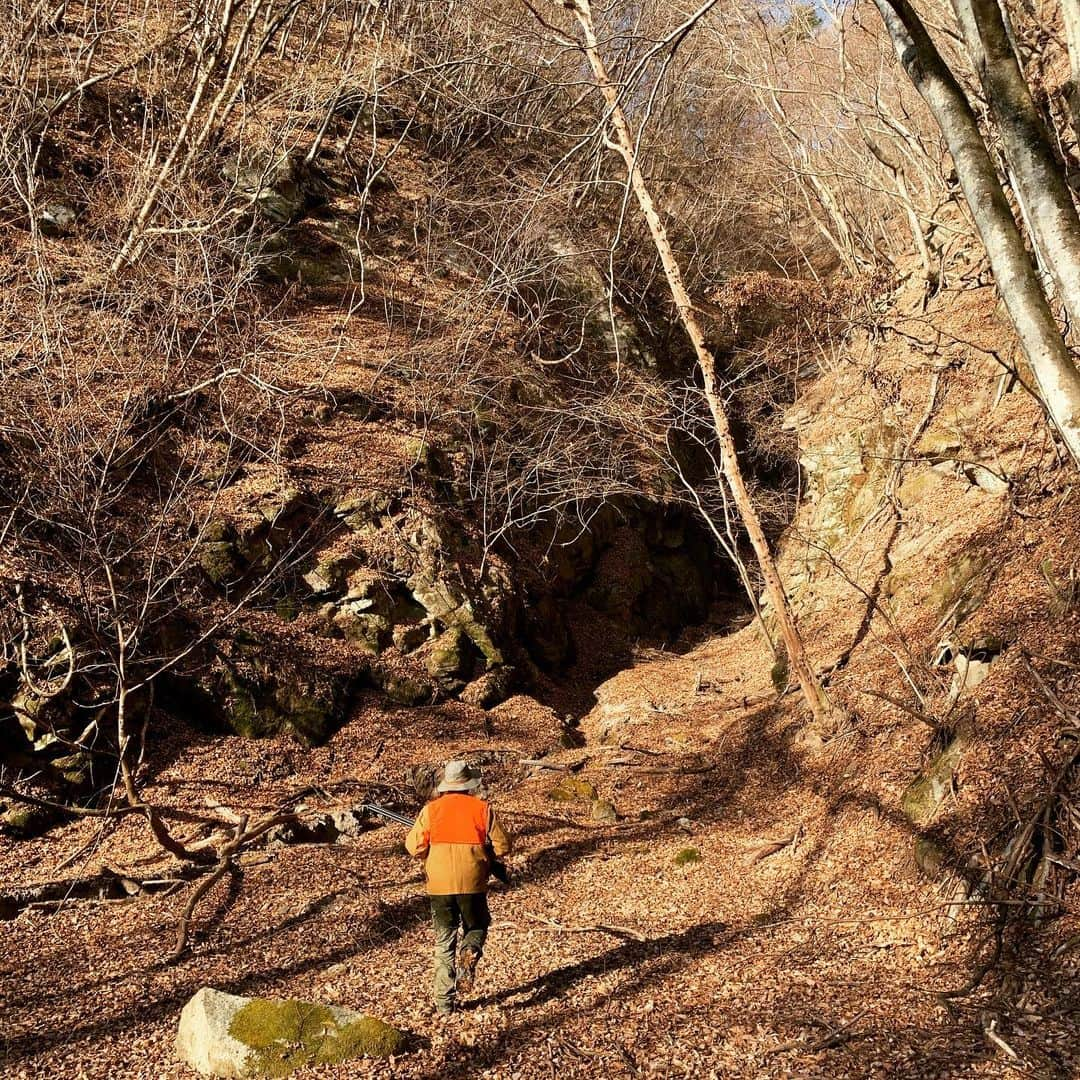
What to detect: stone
<box><xmin>334</xmin><ymin>490</ymin><xmax>395</xmax><ymax>527</ymax></box>
<box><xmin>393</xmin><ymin>623</ymin><xmax>429</xmax><ymax>654</ymax></box>
<box><xmin>460</xmin><ymin>667</ymin><xmax>513</xmax><ymax>709</ymax></box>
<box><xmin>176</xmin><ymin>987</ymin><xmax>403</xmax><ymax>1077</ymax></box>
<box><xmin>38</xmin><ymin>202</ymin><xmax>77</xmax><ymax>237</ymax></box>
<box><xmin>218</xmin><ymin>668</ymin><xmax>355</xmax><ymax>746</ymax></box>
<box><xmin>963</xmin><ymin>463</ymin><xmax>1009</xmax><ymax>496</ymax></box>
<box><xmin>425</xmin><ymin>627</ymin><xmax>470</xmax><ymax>679</ymax></box>
<box><xmin>408</xmin><ymin>572</ymin><xmax>504</xmax><ymax>667</ymax></box>
<box><xmin>304</xmin><ymin>555</ymin><xmax>361</xmax><ymax>596</ymax></box>
<box><xmin>377</xmin><ymin>671</ymin><xmax>433</xmax><ymax>707</ymax></box>
<box><xmin>257</xmin><ymin>488</ymin><xmax>306</xmax><ymax>524</ymax></box>
<box><xmin>201</xmin><ymin>542</ymin><xmax>242</xmax><ymax>587</ymax></box>
<box><xmin>334</xmin><ymin>611</ymin><xmax>390</xmax><ymax>655</ymax></box>
<box><xmin>589</xmin><ymin>798</ymin><xmax>618</xmax><ymax>823</ymax></box>
<box><xmin>901</xmin><ymin>734</ymin><xmax>967</xmax><ymax>825</ymax></box>
<box><xmin>548</xmin><ymin>775</ymin><xmax>598</xmax><ymax>803</ymax></box>
<box><xmin>952</xmin><ymin>653</ymin><xmax>992</xmax><ymax>697</ymax></box>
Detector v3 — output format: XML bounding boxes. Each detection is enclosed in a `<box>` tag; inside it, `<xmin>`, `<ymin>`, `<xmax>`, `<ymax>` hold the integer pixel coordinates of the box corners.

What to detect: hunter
<box><xmin>405</xmin><ymin>760</ymin><xmax>513</xmax><ymax>1015</ymax></box>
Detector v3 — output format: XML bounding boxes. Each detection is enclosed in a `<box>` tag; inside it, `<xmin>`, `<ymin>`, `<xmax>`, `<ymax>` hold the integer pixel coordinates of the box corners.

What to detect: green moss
<box><xmin>426</xmin><ymin>626</ymin><xmax>469</xmax><ymax>678</ymax></box>
<box><xmin>547</xmin><ymin>775</ymin><xmax>598</xmax><ymax>803</ymax></box>
<box><xmin>379</xmin><ymin>673</ymin><xmax>433</xmax><ymax>707</ymax></box>
<box><xmin>770</xmin><ymin>654</ymin><xmax>789</xmax><ymax>692</ymax></box>
<box><xmin>272</xmin><ymin>689</ymin><xmax>334</xmax><ymax>746</ymax></box>
<box><xmin>901</xmin><ymin>735</ymin><xmax>967</xmax><ymax>824</ymax></box>
<box><xmin>336</xmin><ymin>612</ymin><xmax>391</xmax><ymax>655</ymax></box>
<box><xmin>1</xmin><ymin>805</ymin><xmax>37</xmax><ymax>833</ymax></box>
<box><xmin>930</xmin><ymin>554</ymin><xmax>990</xmax><ymax>627</ymax></box>
<box><xmin>674</xmin><ymin>847</ymin><xmax>702</xmax><ymax>866</ymax></box>
<box><xmin>323</xmin><ymin>1015</ymin><xmax>403</xmax><ymax>1061</ymax></box>
<box><xmin>275</xmin><ymin>597</ymin><xmax>299</xmax><ymax>623</ymax></box>
<box><xmin>200</xmin><ymin>541</ymin><xmax>241</xmax><ymax>587</ymax></box>
<box><xmin>228</xmin><ymin>998</ymin><xmax>402</xmax><ymax>1076</ymax></box>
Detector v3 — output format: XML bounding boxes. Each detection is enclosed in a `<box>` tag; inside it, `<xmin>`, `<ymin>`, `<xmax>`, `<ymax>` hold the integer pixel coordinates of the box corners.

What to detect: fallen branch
<box><xmin>860</xmin><ymin>688</ymin><xmax>942</xmax><ymax>728</ymax></box>
<box><xmin>516</xmin><ymin>912</ymin><xmax>649</xmax><ymax>942</ymax></box>
<box><xmin>170</xmin><ymin>815</ymin><xmax>248</xmax><ymax>962</ymax></box>
<box><xmin>748</xmin><ymin>827</ymin><xmax>803</xmax><ymax>864</ymax></box>
<box><xmin>763</xmin><ymin>1009</ymin><xmax>869</xmax><ymax>1058</ymax></box>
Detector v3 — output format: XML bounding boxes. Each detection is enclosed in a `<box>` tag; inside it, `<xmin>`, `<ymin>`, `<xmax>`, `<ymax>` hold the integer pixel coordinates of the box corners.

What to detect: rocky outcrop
<box><xmin>176</xmin><ymin>987</ymin><xmax>403</xmax><ymax>1077</ymax></box>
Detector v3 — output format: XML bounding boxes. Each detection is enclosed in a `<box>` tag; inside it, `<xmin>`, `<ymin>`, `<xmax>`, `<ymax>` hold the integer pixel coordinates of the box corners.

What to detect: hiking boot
<box><xmin>456</xmin><ymin>946</ymin><xmax>480</xmax><ymax>994</ymax></box>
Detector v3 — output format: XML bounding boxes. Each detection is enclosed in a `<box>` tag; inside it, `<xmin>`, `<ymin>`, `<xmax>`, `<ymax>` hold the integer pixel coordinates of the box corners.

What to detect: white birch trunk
<box><xmin>872</xmin><ymin>0</ymin><xmax>1080</xmax><ymax>464</ymax></box>
<box><xmin>568</xmin><ymin>0</ymin><xmax>832</xmax><ymax>726</ymax></box>
<box><xmin>952</xmin><ymin>0</ymin><xmax>1080</xmax><ymax>330</ymax></box>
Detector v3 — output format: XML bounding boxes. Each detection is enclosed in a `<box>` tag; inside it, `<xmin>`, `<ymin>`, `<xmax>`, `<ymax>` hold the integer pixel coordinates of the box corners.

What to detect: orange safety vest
<box><xmin>427</xmin><ymin>793</ymin><xmax>490</xmax><ymax>846</ymax></box>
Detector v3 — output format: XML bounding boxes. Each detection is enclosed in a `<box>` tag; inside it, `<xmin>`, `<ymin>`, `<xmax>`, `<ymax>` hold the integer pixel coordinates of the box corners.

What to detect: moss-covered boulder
<box><xmin>548</xmin><ymin>775</ymin><xmax>598</xmax><ymax>803</ymax></box>
<box><xmin>425</xmin><ymin>626</ymin><xmax>472</xmax><ymax>679</ymax></box>
<box><xmin>333</xmin><ymin>610</ymin><xmax>391</xmax><ymax>655</ymax></box>
<box><xmin>176</xmin><ymin>987</ymin><xmax>404</xmax><ymax>1077</ymax></box>
<box><xmin>901</xmin><ymin>734</ymin><xmax>968</xmax><ymax>824</ymax></box>
<box><xmin>200</xmin><ymin>541</ymin><xmax>243</xmax><ymax>588</ymax></box>
<box><xmin>374</xmin><ymin>669</ymin><xmax>434</xmax><ymax>707</ymax></box>
<box><xmin>218</xmin><ymin>667</ymin><xmax>355</xmax><ymax>745</ymax></box>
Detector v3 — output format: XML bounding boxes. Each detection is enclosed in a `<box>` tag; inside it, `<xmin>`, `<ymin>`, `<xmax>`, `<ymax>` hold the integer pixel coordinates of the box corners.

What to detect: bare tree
<box><xmin>542</xmin><ymin>0</ymin><xmax>833</xmax><ymax>726</ymax></box>
<box><xmin>872</xmin><ymin>0</ymin><xmax>1080</xmax><ymax>464</ymax></box>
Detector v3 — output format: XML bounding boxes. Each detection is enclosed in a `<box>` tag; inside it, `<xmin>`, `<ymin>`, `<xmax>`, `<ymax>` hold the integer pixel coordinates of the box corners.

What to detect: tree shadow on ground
<box><xmin>4</xmin><ymin>700</ymin><xmax>1078</xmax><ymax>1076</ymax></box>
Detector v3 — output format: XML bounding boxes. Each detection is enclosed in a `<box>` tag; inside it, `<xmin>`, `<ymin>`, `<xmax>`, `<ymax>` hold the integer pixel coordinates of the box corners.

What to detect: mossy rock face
<box><xmin>930</xmin><ymin>554</ymin><xmax>991</xmax><ymax>628</ymax></box>
<box><xmin>230</xmin><ymin>999</ymin><xmax>402</xmax><ymax>1075</ymax></box>
<box><xmin>0</xmin><ymin>801</ymin><xmax>53</xmax><ymax>836</ymax></box>
<box><xmin>902</xmin><ymin>735</ymin><xmax>967</xmax><ymax>824</ymax></box>
<box><xmin>393</xmin><ymin>622</ymin><xmax>429</xmax><ymax>654</ymax></box>
<box><xmin>201</xmin><ymin>542</ymin><xmax>242</xmax><ymax>587</ymax></box>
<box><xmin>547</xmin><ymin>775</ymin><xmax>598</xmax><ymax>803</ymax></box>
<box><xmin>914</xmin><ymin>837</ymin><xmax>946</xmax><ymax>879</ymax></box>
<box><xmin>218</xmin><ymin>668</ymin><xmax>354</xmax><ymax>745</ymax></box>
<box><xmin>176</xmin><ymin>987</ymin><xmax>403</xmax><ymax>1078</ymax></box>
<box><xmin>375</xmin><ymin>670</ymin><xmax>433</xmax><ymax>707</ymax></box>
<box><xmin>425</xmin><ymin>626</ymin><xmax>472</xmax><ymax>679</ymax></box>
<box><xmin>333</xmin><ymin>611</ymin><xmax>391</xmax><ymax>655</ymax></box>
<box><xmin>305</xmin><ymin>554</ymin><xmax>362</xmax><ymax>596</ymax></box>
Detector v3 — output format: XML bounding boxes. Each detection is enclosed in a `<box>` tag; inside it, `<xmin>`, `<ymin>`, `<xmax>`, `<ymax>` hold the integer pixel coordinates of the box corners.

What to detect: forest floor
<box><xmin>3</xmin><ymin>611</ymin><xmax>1080</xmax><ymax>1080</ymax></box>
<box><xmin>6</xmin><ymin>276</ymin><xmax>1080</xmax><ymax>1080</ymax></box>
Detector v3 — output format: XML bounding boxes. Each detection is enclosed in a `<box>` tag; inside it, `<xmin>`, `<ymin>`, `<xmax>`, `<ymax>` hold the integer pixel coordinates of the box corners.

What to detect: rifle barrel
<box><xmin>362</xmin><ymin>803</ymin><xmax>415</xmax><ymax>828</ymax></box>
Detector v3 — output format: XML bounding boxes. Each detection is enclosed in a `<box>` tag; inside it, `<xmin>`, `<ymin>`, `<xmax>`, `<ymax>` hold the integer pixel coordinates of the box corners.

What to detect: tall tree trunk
<box><xmin>567</xmin><ymin>0</ymin><xmax>832</xmax><ymax>726</ymax></box>
<box><xmin>872</xmin><ymin>0</ymin><xmax>1080</xmax><ymax>464</ymax></box>
<box><xmin>952</xmin><ymin>0</ymin><xmax>1080</xmax><ymax>328</ymax></box>
<box><xmin>1063</xmin><ymin>0</ymin><xmax>1080</xmax><ymax>147</ymax></box>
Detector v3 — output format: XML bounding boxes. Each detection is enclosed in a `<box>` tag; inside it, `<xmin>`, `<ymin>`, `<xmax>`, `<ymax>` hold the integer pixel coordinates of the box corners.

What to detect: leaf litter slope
<box><xmin>0</xmin><ymin>652</ymin><xmax>1075</xmax><ymax>1077</ymax></box>
<box><xmin>5</xmin><ymin>285</ymin><xmax>1080</xmax><ymax>1079</ymax></box>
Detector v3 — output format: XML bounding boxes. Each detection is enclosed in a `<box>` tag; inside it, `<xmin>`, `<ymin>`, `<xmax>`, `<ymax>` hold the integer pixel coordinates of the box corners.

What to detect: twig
<box><xmin>516</xmin><ymin>912</ymin><xmax>649</xmax><ymax>942</ymax></box>
<box><xmin>764</xmin><ymin>1009</ymin><xmax>869</xmax><ymax>1057</ymax></box>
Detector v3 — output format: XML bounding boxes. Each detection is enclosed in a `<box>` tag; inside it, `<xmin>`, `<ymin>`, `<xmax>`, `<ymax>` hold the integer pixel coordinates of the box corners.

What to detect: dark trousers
<box><xmin>430</xmin><ymin>893</ymin><xmax>490</xmax><ymax>1007</ymax></box>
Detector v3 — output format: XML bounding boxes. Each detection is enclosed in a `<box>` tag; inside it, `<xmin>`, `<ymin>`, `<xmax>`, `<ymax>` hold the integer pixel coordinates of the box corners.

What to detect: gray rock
<box><xmin>176</xmin><ymin>986</ymin><xmax>403</xmax><ymax>1077</ymax></box>
<box><xmin>38</xmin><ymin>202</ymin><xmax>77</xmax><ymax>237</ymax></box>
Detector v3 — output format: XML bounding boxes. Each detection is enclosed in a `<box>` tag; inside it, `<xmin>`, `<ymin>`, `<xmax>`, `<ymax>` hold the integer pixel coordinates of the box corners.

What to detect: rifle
<box><xmin>362</xmin><ymin>802</ymin><xmax>511</xmax><ymax>885</ymax></box>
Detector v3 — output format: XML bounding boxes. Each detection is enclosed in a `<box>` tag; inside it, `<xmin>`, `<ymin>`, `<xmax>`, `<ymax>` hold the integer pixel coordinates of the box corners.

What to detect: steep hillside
<box><xmin>4</xmin><ymin>3</ymin><xmax>1080</xmax><ymax>1077</ymax></box>
<box><xmin>3</xmin><ymin>274</ymin><xmax>1079</xmax><ymax>1079</ymax></box>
